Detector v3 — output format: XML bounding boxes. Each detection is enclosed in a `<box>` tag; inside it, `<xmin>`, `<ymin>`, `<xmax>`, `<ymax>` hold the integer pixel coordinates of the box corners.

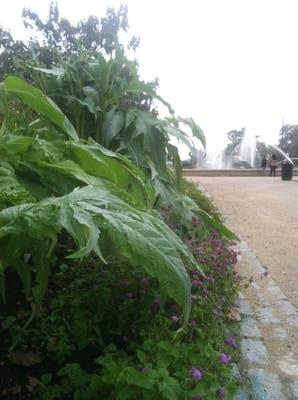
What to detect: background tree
<box><xmin>278</xmin><ymin>124</ymin><xmax>298</xmax><ymax>158</ymax></box>
<box><xmin>0</xmin><ymin>2</ymin><xmax>139</xmax><ymax>78</ymax></box>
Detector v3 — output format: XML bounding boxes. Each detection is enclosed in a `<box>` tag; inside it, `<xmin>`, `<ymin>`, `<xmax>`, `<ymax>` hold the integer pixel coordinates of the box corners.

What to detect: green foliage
<box><xmin>0</xmin><ymin>2</ymin><xmax>131</xmax><ymax>79</ymax></box>
<box><xmin>0</xmin><ymin>0</ymin><xmax>208</xmax><ymax>224</ymax></box>
<box><xmin>180</xmin><ymin>177</ymin><xmax>223</xmax><ymax>222</ymax></box>
<box><xmin>0</xmin><ymin>186</ymin><xmax>197</xmax><ymax>319</ymax></box>
<box><xmin>0</xmin><ymin>76</ymin><xmax>209</xmax><ymax>323</ymax></box>
<box><xmin>24</xmin><ymin>55</ymin><xmax>202</xmax><ymax>186</ymax></box>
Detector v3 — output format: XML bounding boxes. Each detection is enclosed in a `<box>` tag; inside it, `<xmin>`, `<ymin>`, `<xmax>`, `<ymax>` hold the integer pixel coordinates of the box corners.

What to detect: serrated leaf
<box><xmin>0</xmin><ymin>186</ymin><xmax>195</xmax><ymax>319</ymax></box>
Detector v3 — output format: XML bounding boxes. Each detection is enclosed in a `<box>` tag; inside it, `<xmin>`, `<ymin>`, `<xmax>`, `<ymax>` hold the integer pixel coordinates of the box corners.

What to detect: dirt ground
<box><xmin>189</xmin><ymin>176</ymin><xmax>298</xmax><ymax>307</ymax></box>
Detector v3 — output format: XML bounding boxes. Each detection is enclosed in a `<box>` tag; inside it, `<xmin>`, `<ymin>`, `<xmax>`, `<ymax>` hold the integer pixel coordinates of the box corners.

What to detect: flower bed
<box><xmin>1</xmin><ymin>185</ymin><xmax>240</xmax><ymax>400</ymax></box>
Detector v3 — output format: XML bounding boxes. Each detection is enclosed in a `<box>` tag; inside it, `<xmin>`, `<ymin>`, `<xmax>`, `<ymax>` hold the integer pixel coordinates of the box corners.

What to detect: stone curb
<box><xmin>234</xmin><ymin>241</ymin><xmax>298</xmax><ymax>400</ymax></box>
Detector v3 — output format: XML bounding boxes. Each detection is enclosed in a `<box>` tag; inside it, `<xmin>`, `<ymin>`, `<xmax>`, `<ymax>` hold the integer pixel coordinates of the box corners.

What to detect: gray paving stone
<box><xmin>241</xmin><ymin>339</ymin><xmax>268</xmax><ymax>365</ymax></box>
<box><xmin>287</xmin><ymin>314</ymin><xmax>298</xmax><ymax>327</ymax></box>
<box><xmin>257</xmin><ymin>306</ymin><xmax>280</xmax><ymax>324</ymax></box>
<box><xmin>256</xmin><ymin>292</ymin><xmax>270</xmax><ymax>305</ymax></box>
<box><xmin>266</xmin><ymin>284</ymin><xmax>287</xmax><ymax>299</ymax></box>
<box><xmin>241</xmin><ymin>317</ymin><xmax>262</xmax><ymax>338</ymax></box>
<box><xmin>277</xmin><ymin>299</ymin><xmax>297</xmax><ymax>316</ymax></box>
<box><xmin>238</xmin><ymin>298</ymin><xmax>254</xmax><ymax>316</ymax></box>
<box><xmin>245</xmin><ymin>254</ymin><xmax>264</xmax><ymax>274</ymax></box>
<box><xmin>271</xmin><ymin>325</ymin><xmax>287</xmax><ymax>339</ymax></box>
<box><xmin>278</xmin><ymin>353</ymin><xmax>298</xmax><ymax>377</ymax></box>
<box><xmin>248</xmin><ymin>368</ymin><xmax>286</xmax><ymax>400</ymax></box>
<box><xmin>290</xmin><ymin>382</ymin><xmax>298</xmax><ymax>399</ymax></box>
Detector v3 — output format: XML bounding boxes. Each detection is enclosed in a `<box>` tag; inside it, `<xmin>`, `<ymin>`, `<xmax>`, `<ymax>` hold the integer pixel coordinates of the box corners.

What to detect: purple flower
<box><xmin>170</xmin><ymin>315</ymin><xmax>180</xmax><ymax>324</ymax></box>
<box><xmin>126</xmin><ymin>292</ymin><xmax>133</xmax><ymax>299</ymax></box>
<box><xmin>153</xmin><ymin>296</ymin><xmax>161</xmax><ymax>305</ymax></box>
<box><xmin>219</xmin><ymin>352</ymin><xmax>230</xmax><ymax>365</ymax></box>
<box><xmin>192</xmin><ymin>279</ymin><xmax>203</xmax><ymax>288</ymax></box>
<box><xmin>140</xmin><ymin>288</ymin><xmax>146</xmax><ymax>295</ymax></box>
<box><xmin>192</xmin><ymin>396</ymin><xmax>203</xmax><ymax>400</ymax></box>
<box><xmin>216</xmin><ymin>388</ymin><xmax>225</xmax><ymax>398</ymax></box>
<box><xmin>224</xmin><ymin>337</ymin><xmax>236</xmax><ymax>349</ymax></box>
<box><xmin>140</xmin><ymin>367</ymin><xmax>149</xmax><ymax>374</ymax></box>
<box><xmin>232</xmin><ymin>253</ymin><xmax>238</xmax><ymax>264</ymax></box>
<box><xmin>189</xmin><ymin>367</ymin><xmax>203</xmax><ymax>380</ymax></box>
<box><xmin>192</xmin><ymin>215</ymin><xmax>199</xmax><ymax>224</ymax></box>
<box><xmin>191</xmin><ymin>320</ymin><xmax>196</xmax><ymax>327</ymax></box>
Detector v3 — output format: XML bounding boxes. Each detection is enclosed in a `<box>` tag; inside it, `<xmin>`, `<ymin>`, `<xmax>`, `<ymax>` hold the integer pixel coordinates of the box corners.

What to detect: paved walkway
<box><xmin>190</xmin><ymin>177</ymin><xmax>298</xmax><ymax>307</ymax></box>
<box><xmin>190</xmin><ymin>177</ymin><xmax>298</xmax><ymax>399</ymax></box>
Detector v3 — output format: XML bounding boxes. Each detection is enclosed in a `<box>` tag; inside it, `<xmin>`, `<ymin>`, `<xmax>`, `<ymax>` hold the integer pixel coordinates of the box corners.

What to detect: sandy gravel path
<box><xmin>190</xmin><ymin>176</ymin><xmax>298</xmax><ymax>307</ymax></box>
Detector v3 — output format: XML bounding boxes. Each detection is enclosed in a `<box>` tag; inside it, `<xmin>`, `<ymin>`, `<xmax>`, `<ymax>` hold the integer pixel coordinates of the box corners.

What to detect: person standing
<box><xmin>269</xmin><ymin>154</ymin><xmax>278</xmax><ymax>176</ymax></box>
<box><xmin>261</xmin><ymin>156</ymin><xmax>267</xmax><ymax>175</ymax></box>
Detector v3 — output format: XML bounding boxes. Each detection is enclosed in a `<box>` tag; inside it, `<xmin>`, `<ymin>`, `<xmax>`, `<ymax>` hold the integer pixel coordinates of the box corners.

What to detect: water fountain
<box><xmin>239</xmin><ymin>129</ymin><xmax>256</xmax><ymax>167</ymax></box>
<box><xmin>185</xmin><ymin>127</ymin><xmax>295</xmax><ymax>173</ymax></box>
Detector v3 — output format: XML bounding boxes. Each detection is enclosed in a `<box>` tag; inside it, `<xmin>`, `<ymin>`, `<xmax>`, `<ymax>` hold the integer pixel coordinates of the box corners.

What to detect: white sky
<box><xmin>1</xmin><ymin>0</ymin><xmax>298</xmax><ymax>153</ymax></box>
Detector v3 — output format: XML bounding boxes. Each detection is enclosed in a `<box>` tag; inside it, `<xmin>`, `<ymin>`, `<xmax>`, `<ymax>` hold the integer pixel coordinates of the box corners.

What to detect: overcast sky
<box><xmin>1</xmin><ymin>0</ymin><xmax>298</xmax><ymax>153</ymax></box>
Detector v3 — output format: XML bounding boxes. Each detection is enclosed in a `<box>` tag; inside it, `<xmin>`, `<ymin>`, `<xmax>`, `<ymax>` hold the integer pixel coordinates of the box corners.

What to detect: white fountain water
<box><xmin>270</xmin><ymin>144</ymin><xmax>294</xmax><ymax>165</ymax></box>
<box><xmin>193</xmin><ymin>128</ymin><xmax>295</xmax><ymax>169</ymax></box>
<box><xmin>239</xmin><ymin>129</ymin><xmax>256</xmax><ymax>167</ymax></box>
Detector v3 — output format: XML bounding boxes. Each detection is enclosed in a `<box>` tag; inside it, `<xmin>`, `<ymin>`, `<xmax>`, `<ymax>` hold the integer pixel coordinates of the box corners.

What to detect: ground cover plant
<box><xmin>0</xmin><ymin>4</ymin><xmax>241</xmax><ymax>399</ymax></box>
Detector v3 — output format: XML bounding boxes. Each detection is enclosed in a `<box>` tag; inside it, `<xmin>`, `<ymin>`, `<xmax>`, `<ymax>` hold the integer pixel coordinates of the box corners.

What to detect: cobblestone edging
<box><xmin>233</xmin><ymin>242</ymin><xmax>298</xmax><ymax>400</ymax></box>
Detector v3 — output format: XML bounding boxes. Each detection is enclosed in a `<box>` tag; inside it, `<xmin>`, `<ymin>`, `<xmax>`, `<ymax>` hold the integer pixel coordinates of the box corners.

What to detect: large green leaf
<box><xmin>176</xmin><ymin>117</ymin><xmax>206</xmax><ymax>151</ymax></box>
<box><xmin>0</xmin><ymin>134</ymin><xmax>154</xmax><ymax>208</ymax></box>
<box><xmin>4</xmin><ymin>76</ymin><xmax>78</xmax><ymax>141</ymax></box>
<box><xmin>101</xmin><ymin>108</ymin><xmax>125</xmax><ymax>146</ymax></box>
<box><xmin>28</xmin><ymin>66</ymin><xmax>64</xmax><ymax>77</ymax></box>
<box><xmin>0</xmin><ymin>186</ymin><xmax>197</xmax><ymax>320</ymax></box>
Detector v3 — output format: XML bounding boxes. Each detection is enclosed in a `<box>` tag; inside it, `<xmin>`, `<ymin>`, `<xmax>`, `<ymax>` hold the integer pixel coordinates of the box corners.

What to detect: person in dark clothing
<box><xmin>261</xmin><ymin>156</ymin><xmax>267</xmax><ymax>175</ymax></box>
<box><xmin>269</xmin><ymin>154</ymin><xmax>278</xmax><ymax>176</ymax></box>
